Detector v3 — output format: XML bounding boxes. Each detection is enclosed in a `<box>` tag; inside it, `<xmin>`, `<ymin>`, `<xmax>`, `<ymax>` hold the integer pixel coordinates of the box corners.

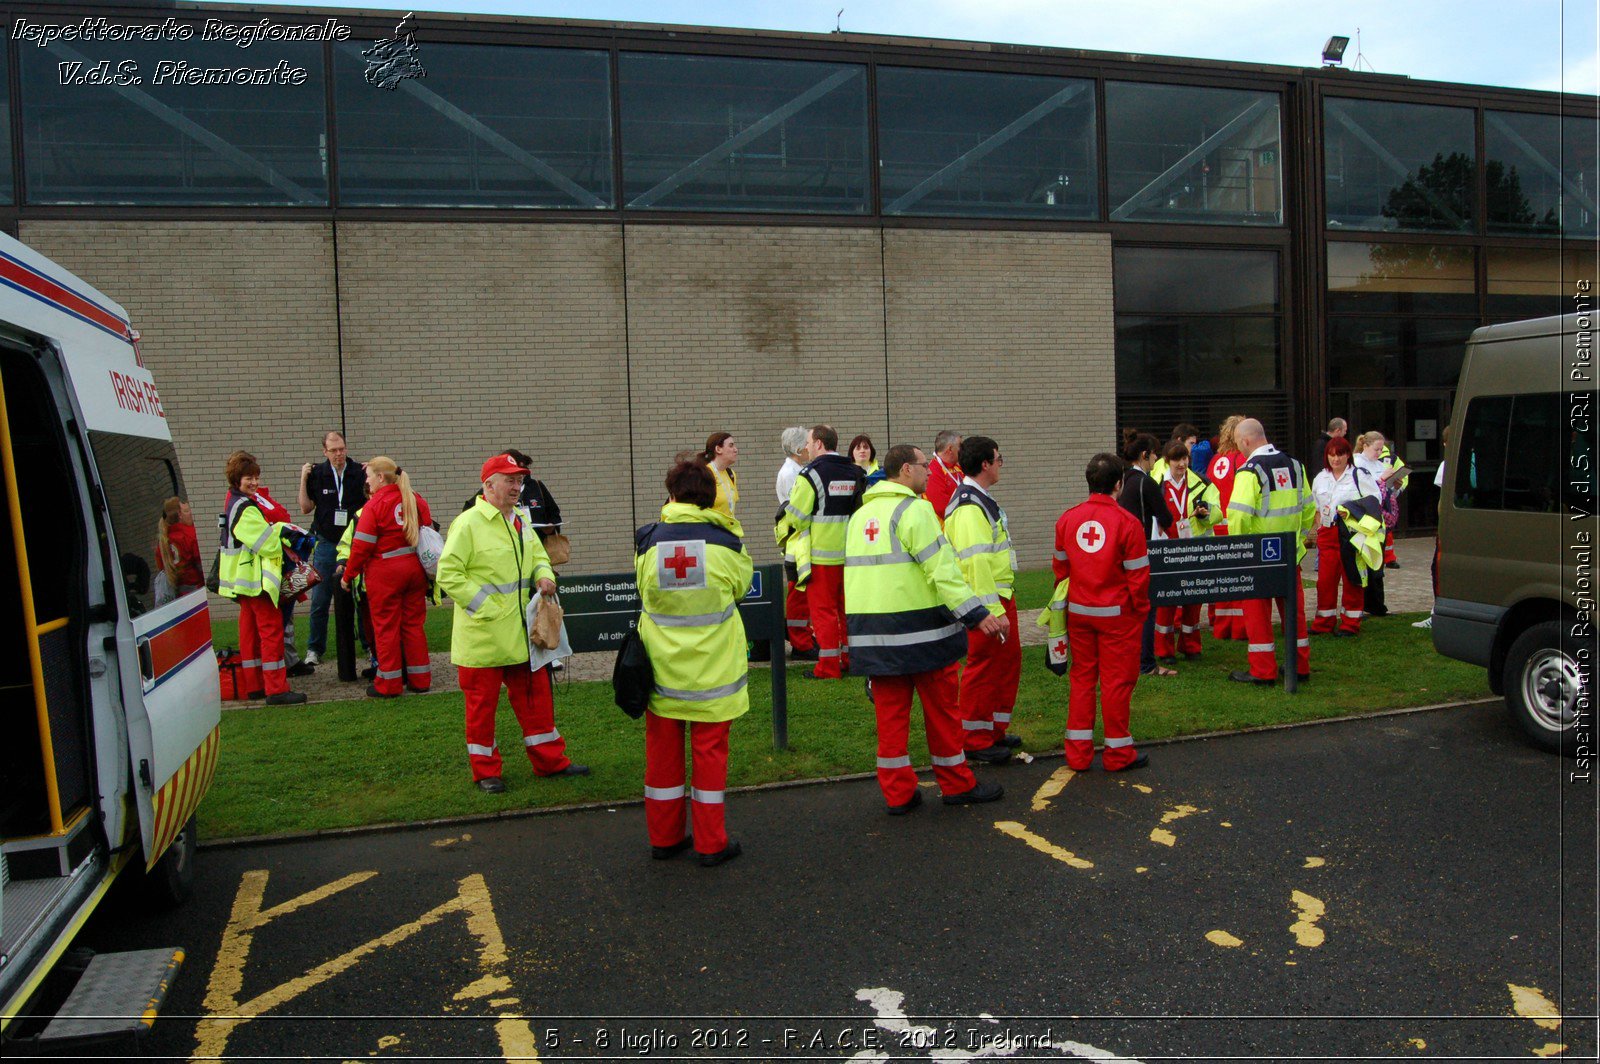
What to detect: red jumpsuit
<box><xmin>1205</xmin><ymin>450</ymin><xmax>1247</xmax><ymax>640</ymax></box>
<box><xmin>1053</xmin><ymin>494</ymin><xmax>1149</xmax><ymax>771</ymax></box>
<box><xmin>344</xmin><ymin>483</ymin><xmax>433</xmax><ymax>696</ymax></box>
<box><xmin>1154</xmin><ymin>474</ymin><xmax>1203</xmax><ymax>659</ymax></box>
<box><xmin>925</xmin><ymin>456</ymin><xmax>961</xmax><ymax>526</ymax></box>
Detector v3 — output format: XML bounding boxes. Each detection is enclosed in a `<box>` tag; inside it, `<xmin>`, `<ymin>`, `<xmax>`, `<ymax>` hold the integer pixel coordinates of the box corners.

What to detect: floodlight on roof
<box><xmin>1322</xmin><ymin>36</ymin><xmax>1350</xmax><ymax>65</ymax></box>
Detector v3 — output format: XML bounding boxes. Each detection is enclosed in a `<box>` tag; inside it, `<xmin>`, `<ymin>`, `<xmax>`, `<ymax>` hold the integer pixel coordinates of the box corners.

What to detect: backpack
<box><xmin>417</xmin><ymin>525</ymin><xmax>445</xmax><ymax>578</ymax></box>
<box><xmin>611</xmin><ymin>621</ymin><xmax>653</xmax><ymax>719</ymax></box>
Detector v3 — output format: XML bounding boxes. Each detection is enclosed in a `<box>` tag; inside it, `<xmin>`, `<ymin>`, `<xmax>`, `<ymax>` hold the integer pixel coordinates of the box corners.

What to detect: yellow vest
<box><xmin>217</xmin><ymin>491</ymin><xmax>284</xmax><ymax>605</ymax></box>
<box><xmin>1226</xmin><ymin>446</ymin><xmax>1317</xmax><ymax>564</ymax></box>
<box><xmin>943</xmin><ymin>482</ymin><xmax>1015</xmax><ymax>618</ymax></box>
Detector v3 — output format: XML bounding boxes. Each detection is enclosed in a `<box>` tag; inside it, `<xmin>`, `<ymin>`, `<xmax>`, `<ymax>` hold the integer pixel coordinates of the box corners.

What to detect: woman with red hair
<box><xmin>1310</xmin><ymin>437</ymin><xmax>1379</xmax><ymax>636</ymax></box>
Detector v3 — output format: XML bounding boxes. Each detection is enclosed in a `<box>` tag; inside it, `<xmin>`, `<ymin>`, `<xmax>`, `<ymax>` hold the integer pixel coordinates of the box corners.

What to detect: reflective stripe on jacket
<box><xmin>635</xmin><ymin>503</ymin><xmax>753</xmax><ymax>723</ymax></box>
<box><xmin>218</xmin><ymin>490</ymin><xmax>284</xmax><ymax>604</ymax></box>
<box><xmin>844</xmin><ymin>480</ymin><xmax>988</xmax><ymax>676</ymax></box>
<box><xmin>1052</xmin><ymin>493</ymin><xmax>1151</xmax><ymax>619</ymax></box>
<box><xmin>1226</xmin><ymin>445</ymin><xmax>1317</xmax><ymax>564</ymax></box>
<box><xmin>785</xmin><ymin>452</ymin><xmax>866</xmax><ymax>582</ymax></box>
<box><xmin>943</xmin><ymin>483</ymin><xmax>1015</xmax><ymax>618</ymax></box>
<box><xmin>437</xmin><ymin>497</ymin><xmax>555</xmax><ymax>668</ymax></box>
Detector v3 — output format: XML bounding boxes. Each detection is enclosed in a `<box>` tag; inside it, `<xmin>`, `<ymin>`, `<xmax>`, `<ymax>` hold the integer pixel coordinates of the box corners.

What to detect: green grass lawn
<box><xmin>198</xmin><ymin>609</ymin><xmax>1490</xmax><ymax>840</ymax></box>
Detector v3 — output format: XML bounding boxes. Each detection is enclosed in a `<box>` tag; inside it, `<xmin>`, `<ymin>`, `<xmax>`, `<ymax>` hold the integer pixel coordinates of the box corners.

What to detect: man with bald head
<box><xmin>1225</xmin><ymin>418</ymin><xmax>1315</xmax><ymax>685</ymax></box>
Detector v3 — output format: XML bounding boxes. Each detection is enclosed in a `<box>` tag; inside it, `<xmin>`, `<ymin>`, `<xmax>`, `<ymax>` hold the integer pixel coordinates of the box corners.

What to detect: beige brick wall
<box><xmin>884</xmin><ymin>229</ymin><xmax>1116</xmax><ymax>568</ymax></box>
<box><xmin>18</xmin><ymin>220</ymin><xmax>1115</xmax><ymax>585</ymax></box>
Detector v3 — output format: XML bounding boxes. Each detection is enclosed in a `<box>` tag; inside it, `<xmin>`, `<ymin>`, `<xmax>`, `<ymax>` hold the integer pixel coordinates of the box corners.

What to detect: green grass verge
<box><xmin>199</xmin><ymin>611</ymin><xmax>1489</xmax><ymax>840</ymax></box>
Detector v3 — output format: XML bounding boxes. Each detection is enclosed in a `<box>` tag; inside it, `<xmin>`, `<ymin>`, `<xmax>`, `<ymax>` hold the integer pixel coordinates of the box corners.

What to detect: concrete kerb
<box><xmin>198</xmin><ymin>695</ymin><xmax>1500</xmax><ymax>851</ymax></box>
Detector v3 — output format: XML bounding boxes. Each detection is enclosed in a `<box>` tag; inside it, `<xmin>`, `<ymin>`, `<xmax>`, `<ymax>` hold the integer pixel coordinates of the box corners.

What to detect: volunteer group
<box><xmin>193</xmin><ymin>413</ymin><xmax>1419</xmax><ymax>868</ymax></box>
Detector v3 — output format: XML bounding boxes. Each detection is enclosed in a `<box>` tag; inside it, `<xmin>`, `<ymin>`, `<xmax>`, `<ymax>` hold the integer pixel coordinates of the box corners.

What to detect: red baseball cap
<box><xmin>480</xmin><ymin>453</ymin><xmax>530</xmax><ymax>481</ymax></box>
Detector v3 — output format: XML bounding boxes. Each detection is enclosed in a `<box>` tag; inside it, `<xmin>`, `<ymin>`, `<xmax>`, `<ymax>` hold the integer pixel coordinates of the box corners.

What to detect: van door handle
<box><xmin>136</xmin><ymin>637</ymin><xmax>154</xmax><ymax>682</ymax></box>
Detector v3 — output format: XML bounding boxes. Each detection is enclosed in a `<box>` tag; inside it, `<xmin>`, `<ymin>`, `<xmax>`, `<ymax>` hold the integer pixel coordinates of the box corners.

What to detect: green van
<box><xmin>1434</xmin><ymin>312</ymin><xmax>1595</xmax><ymax>757</ymax></box>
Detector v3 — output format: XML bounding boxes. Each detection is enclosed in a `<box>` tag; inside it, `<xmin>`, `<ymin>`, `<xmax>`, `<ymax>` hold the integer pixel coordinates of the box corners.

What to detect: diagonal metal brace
<box><xmin>338</xmin><ymin>42</ymin><xmax>606</xmax><ymax>208</ymax></box>
<box><xmin>885</xmin><ymin>81</ymin><xmax>1090</xmax><ymax>214</ymax></box>
<box><xmin>1323</xmin><ymin>101</ymin><xmax>1464</xmax><ymax>228</ymax></box>
<box><xmin>1110</xmin><ymin>96</ymin><xmax>1275</xmax><ymax>221</ymax></box>
<box><xmin>627</xmin><ymin>66</ymin><xmax>862</xmax><ymax>209</ymax></box>
<box><xmin>1485</xmin><ymin>112</ymin><xmax>1599</xmax><ymax>218</ymax></box>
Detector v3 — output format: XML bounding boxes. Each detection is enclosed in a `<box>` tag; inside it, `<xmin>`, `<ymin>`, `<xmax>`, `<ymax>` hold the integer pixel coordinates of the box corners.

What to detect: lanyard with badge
<box><xmin>331</xmin><ymin>462</ymin><xmax>349</xmax><ymax>528</ymax></box>
<box><xmin>1170</xmin><ymin>477</ymin><xmax>1193</xmax><ymax>539</ymax></box>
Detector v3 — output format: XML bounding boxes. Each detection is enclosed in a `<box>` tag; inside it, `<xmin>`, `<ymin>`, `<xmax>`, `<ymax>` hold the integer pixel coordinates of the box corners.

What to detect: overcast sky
<box><xmin>233</xmin><ymin>0</ymin><xmax>1600</xmax><ymax>94</ymax></box>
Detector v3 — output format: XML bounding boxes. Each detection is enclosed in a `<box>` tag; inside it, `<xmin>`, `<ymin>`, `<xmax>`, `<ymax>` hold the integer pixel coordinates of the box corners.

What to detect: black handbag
<box><xmin>611</xmin><ymin>621</ymin><xmax>653</xmax><ymax>719</ymax></box>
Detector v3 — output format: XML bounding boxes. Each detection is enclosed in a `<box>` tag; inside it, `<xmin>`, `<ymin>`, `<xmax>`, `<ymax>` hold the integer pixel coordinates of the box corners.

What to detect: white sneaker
<box><xmin>304</xmin><ymin>650</ymin><xmax>321</xmax><ymax>666</ymax></box>
<box><xmin>1411</xmin><ymin>616</ymin><xmax>1433</xmax><ymax>629</ymax></box>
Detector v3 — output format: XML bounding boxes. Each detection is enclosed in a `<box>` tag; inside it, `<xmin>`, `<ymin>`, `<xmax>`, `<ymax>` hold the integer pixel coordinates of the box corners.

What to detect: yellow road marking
<box><xmin>1289</xmin><ymin>890</ymin><xmax>1326</xmax><ymax>947</ymax></box>
<box><xmin>1149</xmin><ymin>828</ymin><xmax>1176</xmax><ymax>846</ymax></box>
<box><xmin>456</xmin><ymin>974</ymin><xmax>514</xmax><ymax>1000</ymax></box>
<box><xmin>994</xmin><ymin>821</ymin><xmax>1093</xmax><ymax>868</ymax></box>
<box><xmin>1303</xmin><ymin>857</ymin><xmax>1325</xmax><ymax>868</ymax></box>
<box><xmin>1508</xmin><ymin>984</ymin><xmax>1562</xmax><ymax>1030</ymax></box>
<box><xmin>379</xmin><ymin>1035</ymin><xmax>402</xmax><ymax>1048</ymax></box>
<box><xmin>1219</xmin><ymin>821</ymin><xmax>1233</xmax><ymax>827</ymax></box>
<box><xmin>1135</xmin><ymin>866</ymin><xmax>1148</xmax><ymax>873</ymax></box>
<box><xmin>1116</xmin><ymin>780</ymin><xmax>1154</xmax><ymax>794</ymax></box>
<box><xmin>1407</xmin><ymin>1038</ymin><xmax>1426</xmax><ymax>1049</ymax></box>
<box><xmin>1531</xmin><ymin>1043</ymin><xmax>1568</xmax><ymax>1056</ymax></box>
<box><xmin>1159</xmin><ymin>804</ymin><xmax>1199</xmax><ymax>824</ymax></box>
<box><xmin>1030</xmin><ymin>766</ymin><xmax>1077</xmax><ymax>811</ymax></box>
<box><xmin>1205</xmin><ymin>930</ymin><xmax>1243</xmax><ymax>948</ymax></box>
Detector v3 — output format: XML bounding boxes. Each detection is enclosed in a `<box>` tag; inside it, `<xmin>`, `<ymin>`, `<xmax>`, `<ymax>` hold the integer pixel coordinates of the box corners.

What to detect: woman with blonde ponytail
<box><xmin>154</xmin><ymin>496</ymin><xmax>203</xmax><ymax>604</ymax></box>
<box><xmin>342</xmin><ymin>456</ymin><xmax>434</xmax><ymax>698</ymax></box>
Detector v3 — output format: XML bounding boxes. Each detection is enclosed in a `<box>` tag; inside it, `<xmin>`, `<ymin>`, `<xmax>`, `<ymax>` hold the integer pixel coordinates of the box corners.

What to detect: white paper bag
<box><xmin>525</xmin><ymin>591</ymin><xmax>572</xmax><ymax>672</ymax></box>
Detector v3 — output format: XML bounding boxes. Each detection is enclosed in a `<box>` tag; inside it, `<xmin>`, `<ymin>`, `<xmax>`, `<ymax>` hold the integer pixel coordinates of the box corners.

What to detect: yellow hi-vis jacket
<box><xmin>218</xmin><ymin>490</ymin><xmax>285</xmax><ymax>605</ymax></box>
<box><xmin>634</xmin><ymin>502</ymin><xmax>753</xmax><ymax>723</ymax></box>
<box><xmin>1226</xmin><ymin>445</ymin><xmax>1317</xmax><ymax>564</ymax></box>
<box><xmin>1337</xmin><ymin>495</ymin><xmax>1387</xmax><ymax>586</ymax></box>
<box><xmin>1036</xmin><ymin>577</ymin><xmax>1071</xmax><ymax>673</ymax></box>
<box><xmin>943</xmin><ymin>482</ymin><xmax>1016</xmax><ymax>618</ymax></box>
<box><xmin>336</xmin><ymin>504</ymin><xmax>365</xmax><ymax>592</ymax></box>
<box><xmin>437</xmin><ymin>497</ymin><xmax>555</xmax><ymax>668</ymax></box>
<box><xmin>844</xmin><ymin>480</ymin><xmax>988</xmax><ymax>677</ymax></box>
<box><xmin>784</xmin><ymin>453</ymin><xmax>866</xmax><ymax>587</ymax></box>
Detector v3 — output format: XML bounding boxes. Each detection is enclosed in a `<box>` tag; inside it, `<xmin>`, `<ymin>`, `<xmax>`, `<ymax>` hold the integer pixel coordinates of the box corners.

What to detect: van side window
<box><xmin>88</xmin><ymin>431</ymin><xmax>185</xmax><ymax>617</ymax></box>
<box><xmin>1454</xmin><ymin>395</ymin><xmax>1512</xmax><ymax>510</ymax></box>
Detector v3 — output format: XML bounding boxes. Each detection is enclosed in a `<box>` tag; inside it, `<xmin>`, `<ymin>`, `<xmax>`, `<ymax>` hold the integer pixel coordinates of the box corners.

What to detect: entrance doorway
<box><xmin>1329</xmin><ymin>391</ymin><xmax>1452</xmax><ymax>533</ymax></box>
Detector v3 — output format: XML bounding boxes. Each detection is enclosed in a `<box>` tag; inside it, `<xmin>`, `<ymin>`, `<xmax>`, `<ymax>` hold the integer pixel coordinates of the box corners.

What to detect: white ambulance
<box><xmin>0</xmin><ymin>233</ymin><xmax>219</xmax><ymax>1046</ymax></box>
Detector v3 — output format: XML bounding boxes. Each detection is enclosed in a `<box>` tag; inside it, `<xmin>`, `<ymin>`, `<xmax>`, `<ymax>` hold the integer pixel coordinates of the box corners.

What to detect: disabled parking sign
<box><xmin>1261</xmin><ymin>536</ymin><xmax>1282</xmax><ymax>562</ymax></box>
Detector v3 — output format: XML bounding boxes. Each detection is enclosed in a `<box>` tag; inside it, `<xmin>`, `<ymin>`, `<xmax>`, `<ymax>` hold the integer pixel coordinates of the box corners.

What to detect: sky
<box><xmin>232</xmin><ymin>0</ymin><xmax>1600</xmax><ymax>94</ymax></box>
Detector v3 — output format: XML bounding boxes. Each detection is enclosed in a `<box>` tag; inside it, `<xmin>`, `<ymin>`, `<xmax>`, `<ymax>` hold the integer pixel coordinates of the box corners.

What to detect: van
<box><xmin>1434</xmin><ymin>312</ymin><xmax>1596</xmax><ymax>756</ymax></box>
<box><xmin>1</xmin><ymin>233</ymin><xmax>220</xmax><ymax>1045</ymax></box>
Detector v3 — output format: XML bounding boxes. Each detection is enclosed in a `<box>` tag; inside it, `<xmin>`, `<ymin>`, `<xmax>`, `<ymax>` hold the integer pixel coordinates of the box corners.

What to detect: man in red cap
<box><xmin>436</xmin><ymin>453</ymin><xmax>589</xmax><ymax>792</ymax></box>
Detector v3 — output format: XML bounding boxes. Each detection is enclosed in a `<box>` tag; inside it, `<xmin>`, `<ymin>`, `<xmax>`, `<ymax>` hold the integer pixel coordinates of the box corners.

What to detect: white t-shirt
<box><xmin>776</xmin><ymin>457</ymin><xmax>802</xmax><ymax>504</ymax></box>
<box><xmin>1312</xmin><ymin>466</ymin><xmax>1379</xmax><ymax>527</ymax></box>
<box><xmin>1433</xmin><ymin>460</ymin><xmax>1447</xmax><ymax>488</ymax></box>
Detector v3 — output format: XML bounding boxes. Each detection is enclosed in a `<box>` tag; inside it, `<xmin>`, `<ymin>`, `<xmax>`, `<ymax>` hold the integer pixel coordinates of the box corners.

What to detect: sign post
<box><xmin>558</xmin><ymin>563</ymin><xmax>790</xmax><ymax>745</ymax></box>
<box><xmin>1147</xmin><ymin>533</ymin><xmax>1303</xmax><ymax>693</ymax></box>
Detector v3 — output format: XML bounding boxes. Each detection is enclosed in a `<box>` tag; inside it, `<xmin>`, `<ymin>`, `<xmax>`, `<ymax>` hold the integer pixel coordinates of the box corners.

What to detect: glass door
<box><xmin>1331</xmin><ymin>391</ymin><xmax>1453</xmax><ymax>532</ymax></box>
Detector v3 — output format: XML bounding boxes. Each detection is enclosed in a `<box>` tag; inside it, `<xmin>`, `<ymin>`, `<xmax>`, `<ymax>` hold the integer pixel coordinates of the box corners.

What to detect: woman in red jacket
<box><xmin>155</xmin><ymin>496</ymin><xmax>204</xmax><ymax>603</ymax></box>
<box><xmin>1206</xmin><ymin>415</ymin><xmax>1248</xmax><ymax>641</ymax></box>
<box><xmin>342</xmin><ymin>457</ymin><xmax>432</xmax><ymax>698</ymax></box>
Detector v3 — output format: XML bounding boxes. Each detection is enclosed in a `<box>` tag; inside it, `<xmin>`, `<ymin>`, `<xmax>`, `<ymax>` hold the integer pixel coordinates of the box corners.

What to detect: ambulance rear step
<box><xmin>27</xmin><ymin>947</ymin><xmax>184</xmax><ymax>1049</ymax></box>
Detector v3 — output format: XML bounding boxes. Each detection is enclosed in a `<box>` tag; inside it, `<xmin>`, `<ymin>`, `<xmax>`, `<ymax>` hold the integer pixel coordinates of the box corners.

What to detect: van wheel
<box><xmin>143</xmin><ymin>815</ymin><xmax>197</xmax><ymax>908</ymax></box>
<box><xmin>1503</xmin><ymin>621</ymin><xmax>1581</xmax><ymax>756</ymax></box>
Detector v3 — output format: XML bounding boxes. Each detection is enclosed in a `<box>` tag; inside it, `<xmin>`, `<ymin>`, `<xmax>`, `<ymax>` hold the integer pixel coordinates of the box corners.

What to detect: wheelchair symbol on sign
<box><xmin>1261</xmin><ymin>537</ymin><xmax>1283</xmax><ymax>563</ymax></box>
<box><xmin>745</xmin><ymin>570</ymin><xmax>763</xmax><ymax>599</ymax></box>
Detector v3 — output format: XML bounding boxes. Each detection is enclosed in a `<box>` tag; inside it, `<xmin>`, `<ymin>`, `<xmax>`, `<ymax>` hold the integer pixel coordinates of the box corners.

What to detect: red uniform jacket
<box><xmin>160</xmin><ymin>521</ymin><xmax>204</xmax><ymax>587</ymax></box>
<box><xmin>926</xmin><ymin>456</ymin><xmax>962</xmax><ymax>523</ymax></box>
<box><xmin>1206</xmin><ymin>450</ymin><xmax>1243</xmax><ymax>531</ymax></box>
<box><xmin>1052</xmin><ymin>493</ymin><xmax>1151</xmax><ymax>619</ymax></box>
<box><xmin>253</xmin><ymin>487</ymin><xmax>293</xmax><ymax>525</ymax></box>
<box><xmin>345</xmin><ymin>483</ymin><xmax>433</xmax><ymax>582</ymax></box>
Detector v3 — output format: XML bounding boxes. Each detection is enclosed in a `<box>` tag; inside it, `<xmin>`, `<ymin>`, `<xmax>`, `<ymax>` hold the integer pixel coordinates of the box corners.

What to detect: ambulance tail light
<box><xmin>131</xmin><ymin>329</ymin><xmax>144</xmax><ymax>367</ymax></box>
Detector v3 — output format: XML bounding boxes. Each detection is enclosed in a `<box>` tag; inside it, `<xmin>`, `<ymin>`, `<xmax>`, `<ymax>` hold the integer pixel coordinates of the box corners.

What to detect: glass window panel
<box><xmin>1105</xmin><ymin>82</ymin><xmax>1282</xmax><ymax>226</ymax></box>
<box><xmin>1327</xmin><ymin>316</ymin><xmax>1476</xmax><ymax>388</ymax></box>
<box><xmin>877</xmin><ymin>67</ymin><xmax>1096</xmax><ymax>219</ymax></box>
<box><xmin>1505</xmin><ymin>392</ymin><xmax>1563</xmax><ymax>513</ymax></box>
<box><xmin>1116</xmin><ymin>315</ymin><xmax>1279</xmax><ymax>393</ymax></box>
<box><xmin>1452</xmin><ymin>395</ymin><xmax>1511</xmax><ymax>510</ymax></box>
<box><xmin>1323</xmin><ymin>98</ymin><xmax>1475</xmax><ymax>233</ymax></box>
<box><xmin>619</xmin><ymin>53</ymin><xmax>867</xmax><ymax>213</ymax></box>
<box><xmin>1115</xmin><ymin>247</ymin><xmax>1278</xmax><ymax>313</ymax></box>
<box><xmin>1487</xmin><ymin>247</ymin><xmax>1599</xmax><ymax>321</ymax></box>
<box><xmin>20</xmin><ymin>36</ymin><xmax>327</xmax><ymax>205</ymax></box>
<box><xmin>1327</xmin><ymin>242</ymin><xmax>1476</xmax><ymax>315</ymax></box>
<box><xmin>333</xmin><ymin>43</ymin><xmax>612</xmax><ymax>208</ymax></box>
<box><xmin>1</xmin><ymin>27</ymin><xmax>12</xmax><ymax>205</ymax></box>
<box><xmin>1485</xmin><ymin>111</ymin><xmax>1599</xmax><ymax>236</ymax></box>
<box><xmin>87</xmin><ymin>431</ymin><xmax>184</xmax><ymax>619</ymax></box>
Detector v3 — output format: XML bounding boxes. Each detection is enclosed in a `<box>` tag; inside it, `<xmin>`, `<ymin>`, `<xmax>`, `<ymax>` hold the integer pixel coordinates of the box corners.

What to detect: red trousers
<box><xmin>1066</xmin><ymin>613</ymin><xmax>1142</xmax><ymax>770</ymax></box>
<box><xmin>784</xmin><ymin>579</ymin><xmax>815</xmax><ymax>652</ymax></box>
<box><xmin>959</xmin><ymin>597</ymin><xmax>1021</xmax><ymax>750</ymax></box>
<box><xmin>1311</xmin><ymin>526</ymin><xmax>1364</xmax><ymax>634</ymax></box>
<box><xmin>808</xmin><ymin>563</ymin><xmax>847</xmax><ymax>678</ymax></box>
<box><xmin>872</xmin><ymin>662</ymin><xmax>977</xmax><ymax>806</ymax></box>
<box><xmin>366</xmin><ymin>556</ymin><xmax>432</xmax><ymax>695</ymax></box>
<box><xmin>1211</xmin><ymin>601</ymin><xmax>1246</xmax><ymax>640</ymax></box>
<box><xmin>236</xmin><ymin>593</ymin><xmax>287</xmax><ymax>696</ymax></box>
<box><xmin>644</xmin><ymin>711</ymin><xmax>731</xmax><ymax>855</ymax></box>
<box><xmin>458</xmin><ymin>663</ymin><xmax>570</xmax><ymax>781</ymax></box>
<box><xmin>1155</xmin><ymin>603</ymin><xmax>1203</xmax><ymax>658</ymax></box>
<box><xmin>1243</xmin><ymin>570</ymin><xmax>1311</xmax><ymax>680</ymax></box>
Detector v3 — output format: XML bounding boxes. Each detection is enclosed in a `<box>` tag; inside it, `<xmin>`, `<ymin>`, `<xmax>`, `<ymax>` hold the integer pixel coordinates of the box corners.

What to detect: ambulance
<box><xmin>0</xmin><ymin>233</ymin><xmax>219</xmax><ymax>1045</ymax></box>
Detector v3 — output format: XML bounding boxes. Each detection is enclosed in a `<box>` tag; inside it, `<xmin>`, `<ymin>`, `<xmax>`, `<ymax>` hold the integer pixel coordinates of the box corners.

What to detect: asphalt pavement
<box><xmin>60</xmin><ymin>699</ymin><xmax>1597</xmax><ymax>1061</ymax></box>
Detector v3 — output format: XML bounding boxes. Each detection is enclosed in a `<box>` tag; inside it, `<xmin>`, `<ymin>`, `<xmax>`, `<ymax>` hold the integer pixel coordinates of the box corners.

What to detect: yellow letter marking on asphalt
<box><xmin>195</xmin><ymin>871</ymin><xmax>537</xmax><ymax>1062</ymax></box>
<box><xmin>1508</xmin><ymin>984</ymin><xmax>1562</xmax><ymax>1030</ymax></box>
<box><xmin>1205</xmin><ymin>930</ymin><xmax>1243</xmax><ymax>948</ymax></box>
<box><xmin>1149</xmin><ymin>828</ymin><xmax>1176</xmax><ymax>846</ymax></box>
<box><xmin>994</xmin><ymin>821</ymin><xmax>1094</xmax><ymax>869</ymax></box>
<box><xmin>1289</xmin><ymin>890</ymin><xmax>1325</xmax><ymax>947</ymax></box>
<box><xmin>1531</xmin><ymin>1044</ymin><xmax>1568</xmax><ymax>1057</ymax></box>
<box><xmin>1303</xmin><ymin>857</ymin><xmax>1325</xmax><ymax>868</ymax></box>
<box><xmin>1030</xmin><ymin>766</ymin><xmax>1077</xmax><ymax>811</ymax></box>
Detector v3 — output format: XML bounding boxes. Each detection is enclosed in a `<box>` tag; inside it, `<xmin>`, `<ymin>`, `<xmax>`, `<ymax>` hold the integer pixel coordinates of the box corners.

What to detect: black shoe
<box><xmin>361</xmin><ymin>665</ymin><xmax>377</xmax><ymax>679</ymax></box>
<box><xmin>886</xmin><ymin>790</ymin><xmax>923</xmax><ymax>816</ymax></box>
<box><xmin>1387</xmin><ymin>560</ymin><xmax>1402</xmax><ymax>569</ymax></box>
<box><xmin>264</xmin><ymin>691</ymin><xmax>307</xmax><ymax>706</ymax></box>
<box><xmin>1104</xmin><ymin>752</ymin><xmax>1150</xmax><ymax>772</ymax></box>
<box><xmin>245</xmin><ymin>689</ymin><xmax>266</xmax><ymax>700</ymax></box>
<box><xmin>1229</xmin><ymin>670</ymin><xmax>1273</xmax><ymax>686</ymax></box>
<box><xmin>366</xmin><ymin>684</ymin><xmax>400</xmax><ymax>699</ymax></box>
<box><xmin>994</xmin><ymin>734</ymin><xmax>1022</xmax><ymax>749</ymax></box>
<box><xmin>1276</xmin><ymin>667</ymin><xmax>1311</xmax><ymax>684</ymax></box>
<box><xmin>965</xmin><ymin>745</ymin><xmax>1012</xmax><ymax>765</ymax></box>
<box><xmin>943</xmin><ymin>781</ymin><xmax>1003</xmax><ymax>805</ymax></box>
<box><xmin>286</xmin><ymin>661</ymin><xmax>315</xmax><ymax>677</ymax></box>
<box><xmin>699</xmin><ymin>841</ymin><xmax>742</xmax><ymax>868</ymax></box>
<box><xmin>477</xmin><ymin>776</ymin><xmax>506</xmax><ymax>793</ymax></box>
<box><xmin>541</xmin><ymin>764</ymin><xmax>591</xmax><ymax>778</ymax></box>
<box><xmin>789</xmin><ymin>647</ymin><xmax>819</xmax><ymax>662</ymax></box>
<box><xmin>1367</xmin><ymin>607</ymin><xmax>1389</xmax><ymax>617</ymax></box>
<box><xmin>1181</xmin><ymin>651</ymin><xmax>1203</xmax><ymax>661</ymax></box>
<box><xmin>1333</xmin><ymin>629</ymin><xmax>1353</xmax><ymax>638</ymax></box>
<box><xmin>651</xmin><ymin>836</ymin><xmax>693</xmax><ymax>860</ymax></box>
